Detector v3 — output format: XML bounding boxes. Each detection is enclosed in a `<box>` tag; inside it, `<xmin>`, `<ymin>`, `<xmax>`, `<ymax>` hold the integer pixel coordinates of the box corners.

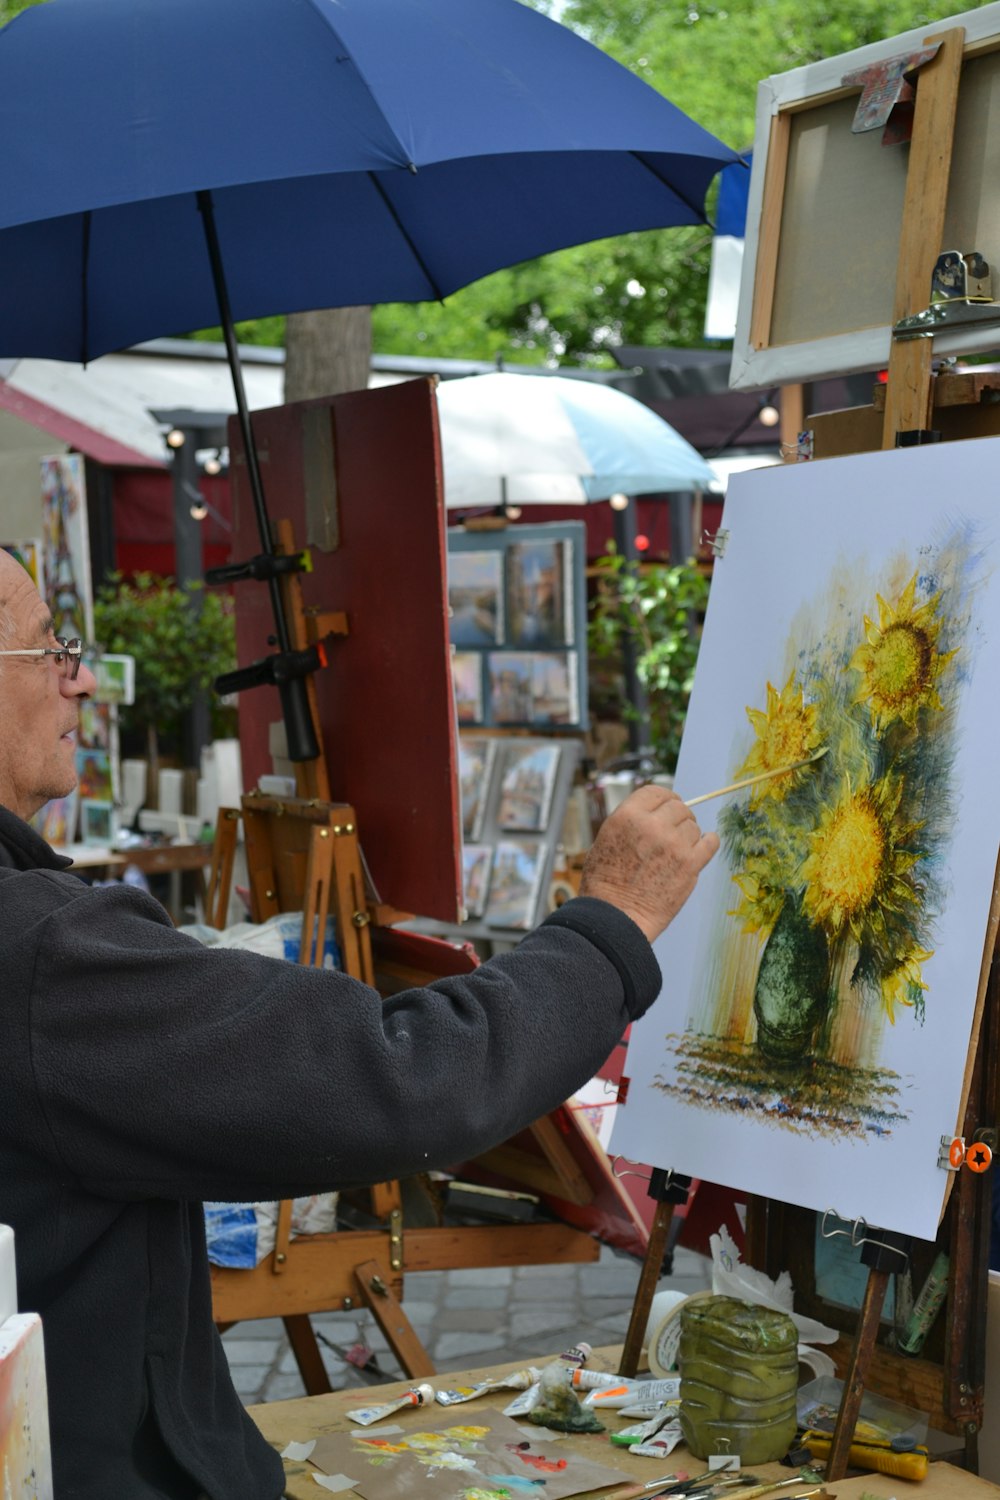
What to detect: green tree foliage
<box><xmin>588</xmin><ymin>544</ymin><xmax>710</xmax><ymax>771</ymax></box>
<box><xmin>0</xmin><ymin>0</ymin><xmax>46</xmax><ymax>28</ymax></box>
<box><xmin>93</xmin><ymin>575</ymin><xmax>237</xmax><ymax>767</ymax></box>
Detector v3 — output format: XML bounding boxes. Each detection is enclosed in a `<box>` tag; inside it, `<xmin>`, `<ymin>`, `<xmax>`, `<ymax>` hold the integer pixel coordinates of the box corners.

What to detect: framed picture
<box><xmin>461</xmin><ymin>843</ymin><xmax>493</xmax><ymax>919</ymax></box>
<box><xmin>484</xmin><ymin>839</ymin><xmax>547</xmax><ymax>930</ymax></box>
<box><xmin>79</xmin><ymin>798</ymin><xmax>116</xmax><ymax>847</ymax></box>
<box><xmin>93</xmin><ymin>654</ymin><xmax>135</xmax><ymax>707</ymax></box>
<box><xmin>488</xmin><ymin>651</ymin><xmax>534</xmax><ymax>724</ymax></box>
<box><xmin>75</xmin><ymin>746</ymin><xmax>113</xmax><ymax>803</ymax></box>
<box><xmin>41</xmin><ymin>454</ymin><xmax>93</xmax><ymax>642</ymax></box>
<box><xmin>496</xmin><ymin>743</ymin><xmax>560</xmax><ymax>833</ymax></box>
<box><xmin>458</xmin><ymin>737</ymin><xmax>497</xmax><ymax>842</ymax></box>
<box><xmin>451</xmin><ymin>650</ymin><xmax>484</xmax><ymax>725</ymax></box>
<box><xmin>531</xmin><ymin>652</ymin><xmax>578</xmax><ymax>726</ymax></box>
<box><xmin>78</xmin><ymin>700</ymin><xmax>112</xmax><ymax>752</ymax></box>
<box><xmin>506</xmin><ymin>538</ymin><xmax>573</xmax><ymax>648</ymax></box>
<box><xmin>31</xmin><ymin>791</ymin><xmax>78</xmax><ymax>848</ymax></box>
<box><xmin>447</xmin><ymin>550</ymin><xmax>504</xmax><ymax>647</ymax></box>
<box><xmin>447</xmin><ymin>522</ymin><xmax>588</xmax><ymax>729</ymax></box>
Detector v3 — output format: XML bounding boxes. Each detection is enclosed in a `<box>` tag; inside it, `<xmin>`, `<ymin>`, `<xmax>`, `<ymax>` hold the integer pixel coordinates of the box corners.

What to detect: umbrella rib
<box><xmin>367</xmin><ymin>172</ymin><xmax>446</xmax><ymax>302</ymax></box>
<box><xmin>80</xmin><ymin>209</ymin><xmax>91</xmax><ymax>366</ymax></box>
<box><xmin>631</xmin><ymin>151</ymin><xmax>716</xmax><ymax>228</ymax></box>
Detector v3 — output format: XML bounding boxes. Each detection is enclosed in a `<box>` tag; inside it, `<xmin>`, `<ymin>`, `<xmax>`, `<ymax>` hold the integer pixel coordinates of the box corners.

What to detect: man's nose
<box><xmin>60</xmin><ymin>660</ymin><xmax>98</xmax><ymax>698</ymax></box>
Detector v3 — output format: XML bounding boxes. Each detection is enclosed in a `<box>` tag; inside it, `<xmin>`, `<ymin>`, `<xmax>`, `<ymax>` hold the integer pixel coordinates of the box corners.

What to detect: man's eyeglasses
<box><xmin>0</xmin><ymin>637</ymin><xmax>84</xmax><ymax>680</ymax></box>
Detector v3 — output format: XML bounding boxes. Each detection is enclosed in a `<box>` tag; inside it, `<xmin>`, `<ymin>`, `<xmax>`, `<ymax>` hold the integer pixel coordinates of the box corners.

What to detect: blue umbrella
<box><xmin>437</xmin><ymin>373</ymin><xmax>716</xmax><ymax>507</ymax></box>
<box><xmin>0</xmin><ymin>0</ymin><xmax>738</xmax><ymax>756</ymax></box>
<box><xmin>0</xmin><ymin>0</ymin><xmax>738</xmax><ymax>362</ymax></box>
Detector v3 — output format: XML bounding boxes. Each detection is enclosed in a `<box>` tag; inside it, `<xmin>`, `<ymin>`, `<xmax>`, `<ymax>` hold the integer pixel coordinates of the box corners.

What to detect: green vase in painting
<box><xmin>753</xmin><ymin>893</ymin><xmax>831</xmax><ymax>1061</ymax></box>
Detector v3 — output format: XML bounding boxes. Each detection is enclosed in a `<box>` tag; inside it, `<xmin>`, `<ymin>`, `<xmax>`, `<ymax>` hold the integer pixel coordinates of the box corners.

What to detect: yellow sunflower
<box><xmin>850</xmin><ymin>573</ymin><xmax>957</xmax><ymax>731</ymax></box>
<box><xmin>880</xmin><ymin>946</ymin><xmax>933</xmax><ymax>1024</ymax></box>
<box><xmin>735</xmin><ymin>672</ymin><xmax>822</xmax><ymax>808</ymax></box>
<box><xmin>801</xmin><ymin>773</ymin><xmax>924</xmax><ymax>941</ymax></box>
<box><xmin>730</xmin><ymin>856</ymin><xmax>788</xmax><ymax>936</ymax></box>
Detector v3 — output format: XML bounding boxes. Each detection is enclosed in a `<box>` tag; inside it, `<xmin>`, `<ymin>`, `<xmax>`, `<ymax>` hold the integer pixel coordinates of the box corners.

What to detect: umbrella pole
<box><xmin>197</xmin><ymin>190</ymin><xmax>320</xmax><ymax>762</ymax></box>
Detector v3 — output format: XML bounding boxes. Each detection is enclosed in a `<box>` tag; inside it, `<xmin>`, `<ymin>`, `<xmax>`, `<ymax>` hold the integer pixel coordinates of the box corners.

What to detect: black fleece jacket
<box><xmin>0</xmin><ymin>804</ymin><xmax>661</xmax><ymax>1498</ymax></box>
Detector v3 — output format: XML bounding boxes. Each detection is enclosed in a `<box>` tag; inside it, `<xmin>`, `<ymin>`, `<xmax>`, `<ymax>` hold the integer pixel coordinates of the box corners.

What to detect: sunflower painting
<box><xmin>609</xmin><ymin>441</ymin><xmax>1000</xmax><ymax>1240</ymax></box>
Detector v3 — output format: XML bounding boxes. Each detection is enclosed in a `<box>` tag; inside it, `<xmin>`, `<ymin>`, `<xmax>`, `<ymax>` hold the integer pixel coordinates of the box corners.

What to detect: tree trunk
<box><xmin>283</xmin><ymin>306</ymin><xmax>373</xmax><ymax>402</ymax></box>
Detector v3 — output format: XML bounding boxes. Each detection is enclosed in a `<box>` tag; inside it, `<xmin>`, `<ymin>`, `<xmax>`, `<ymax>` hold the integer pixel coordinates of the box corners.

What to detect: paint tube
<box><xmin>897</xmin><ymin>1252</ymin><xmax>949</xmax><ymax>1356</ymax></box>
<box><xmin>632</xmin><ymin>1428</ymin><xmax>685</xmax><ymax>1460</ymax></box>
<box><xmin>556</xmin><ymin>1340</ymin><xmax>592</xmax><ymax>1369</ymax></box>
<box><xmin>618</xmin><ymin>1398</ymin><xmax>681</xmax><ymax>1418</ymax></box>
<box><xmin>611</xmin><ymin>1403</ymin><xmax>682</xmax><ymax>1448</ymax></box>
<box><xmin>504</xmin><ymin>1383</ymin><xmax>542</xmax><ymax>1418</ymax></box>
<box><xmin>571</xmin><ymin>1367</ymin><xmax>641</xmax><ymax>1392</ymax></box>
<box><xmin>585</xmin><ymin>1377</ymin><xmax>681</xmax><ymax>1409</ymax></box>
<box><xmin>346</xmin><ymin>1382</ymin><xmax>435</xmax><ymax>1425</ymax></box>
<box><xmin>435</xmin><ymin>1368</ymin><xmax>541</xmax><ymax>1405</ymax></box>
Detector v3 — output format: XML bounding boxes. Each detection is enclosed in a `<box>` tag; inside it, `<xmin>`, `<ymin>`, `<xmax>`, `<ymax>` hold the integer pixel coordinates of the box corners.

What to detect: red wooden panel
<box><xmin>229</xmin><ymin>379</ymin><xmax>461</xmax><ymax>922</ymax></box>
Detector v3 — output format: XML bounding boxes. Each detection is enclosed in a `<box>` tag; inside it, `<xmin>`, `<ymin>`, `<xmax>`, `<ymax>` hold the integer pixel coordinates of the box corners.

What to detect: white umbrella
<box><xmin>436</xmin><ymin>371</ymin><xmax>716</xmax><ymax>509</ymax></box>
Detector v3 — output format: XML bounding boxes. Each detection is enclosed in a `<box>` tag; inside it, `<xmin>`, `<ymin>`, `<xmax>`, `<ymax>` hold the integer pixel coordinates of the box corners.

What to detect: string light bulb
<box><xmin>609</xmin><ymin>492</ymin><xmax>630</xmax><ymax>511</ymax></box>
<box><xmin>166</xmin><ymin>427</ymin><xmax>186</xmax><ymax>449</ymax></box>
<box><xmin>758</xmin><ymin>403</ymin><xmax>780</xmax><ymax>428</ymax></box>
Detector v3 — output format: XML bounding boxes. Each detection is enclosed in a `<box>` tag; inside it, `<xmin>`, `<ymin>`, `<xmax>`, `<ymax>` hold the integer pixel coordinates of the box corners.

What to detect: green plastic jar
<box><xmin>678</xmin><ymin>1295</ymin><xmax>799</xmax><ymax>1465</ymax></box>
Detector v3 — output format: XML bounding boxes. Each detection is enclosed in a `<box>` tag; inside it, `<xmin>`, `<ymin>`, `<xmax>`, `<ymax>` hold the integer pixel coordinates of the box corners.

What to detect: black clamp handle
<box><xmin>205</xmin><ymin>550</ymin><xmax>310</xmax><ymax>586</ymax></box>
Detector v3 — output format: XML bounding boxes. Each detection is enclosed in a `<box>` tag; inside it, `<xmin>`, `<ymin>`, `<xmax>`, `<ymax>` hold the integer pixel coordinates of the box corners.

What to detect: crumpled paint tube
<box><xmin>436</xmin><ymin>1368</ymin><xmax>541</xmax><ymax>1405</ymax></box>
<box><xmin>346</xmin><ymin>1382</ymin><xmax>435</xmax><ymax>1426</ymax></box>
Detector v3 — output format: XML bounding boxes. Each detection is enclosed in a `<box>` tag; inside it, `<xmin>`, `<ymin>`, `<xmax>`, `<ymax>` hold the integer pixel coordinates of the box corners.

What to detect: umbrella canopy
<box><xmin>0</xmin><ymin>0</ymin><xmax>739</xmax><ymax>364</ymax></box>
<box><xmin>437</xmin><ymin>372</ymin><xmax>716</xmax><ymax>507</ymax></box>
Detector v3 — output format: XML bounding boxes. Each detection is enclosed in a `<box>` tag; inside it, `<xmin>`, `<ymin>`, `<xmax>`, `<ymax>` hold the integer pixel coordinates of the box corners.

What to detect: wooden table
<box><xmin>249</xmin><ymin>1345</ymin><xmax>1000</xmax><ymax>1500</ymax></box>
<box><xmin>65</xmin><ymin>840</ymin><xmax>213</xmax><ymax>921</ymax></box>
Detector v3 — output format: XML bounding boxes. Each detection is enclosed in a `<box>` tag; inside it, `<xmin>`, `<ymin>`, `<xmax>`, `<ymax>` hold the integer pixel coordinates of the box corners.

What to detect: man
<box><xmin>0</xmin><ymin>547</ymin><xmax>718</xmax><ymax>1499</ymax></box>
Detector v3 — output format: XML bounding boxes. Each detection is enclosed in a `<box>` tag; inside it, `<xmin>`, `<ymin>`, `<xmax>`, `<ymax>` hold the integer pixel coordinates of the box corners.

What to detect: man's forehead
<box><xmin>0</xmin><ymin>553</ymin><xmax>48</xmax><ymax>637</ymax></box>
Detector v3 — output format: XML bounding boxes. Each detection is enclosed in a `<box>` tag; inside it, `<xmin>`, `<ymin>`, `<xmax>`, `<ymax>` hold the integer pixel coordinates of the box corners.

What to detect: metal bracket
<box><xmin>894</xmin><ymin>300</ymin><xmax>1000</xmax><ymax>342</ymax></box>
<box><xmin>939</xmin><ymin>1134</ymin><xmax>965</xmax><ymax>1171</ymax></box>
<box><xmin>388</xmin><ymin>1206</ymin><xmax>403</xmax><ymax>1272</ymax></box>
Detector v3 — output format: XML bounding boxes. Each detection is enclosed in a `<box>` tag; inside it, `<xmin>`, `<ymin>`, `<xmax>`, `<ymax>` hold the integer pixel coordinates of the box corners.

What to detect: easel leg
<box><xmin>618</xmin><ymin>1170</ymin><xmax>691</xmax><ymax>1378</ymax></box>
<box><xmin>354</xmin><ymin>1257</ymin><xmax>435</xmax><ymax>1380</ymax></box>
<box><xmin>826</xmin><ymin>1231</ymin><xmax>909</xmax><ymax>1479</ymax></box>
<box><xmin>283</xmin><ymin>1314</ymin><xmax>333</xmax><ymax>1396</ymax></box>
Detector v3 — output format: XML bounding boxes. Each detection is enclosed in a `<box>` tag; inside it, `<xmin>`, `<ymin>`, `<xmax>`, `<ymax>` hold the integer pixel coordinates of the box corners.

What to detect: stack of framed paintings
<box><xmin>448</xmin><ymin>522</ymin><xmax>588</xmax><ymax>730</ymax></box>
<box><xmin>457</xmin><ymin>734</ymin><xmax>580</xmax><ymax>934</ymax></box>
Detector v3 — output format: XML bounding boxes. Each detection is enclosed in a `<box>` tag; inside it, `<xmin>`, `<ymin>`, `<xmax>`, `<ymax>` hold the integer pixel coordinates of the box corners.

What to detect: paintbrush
<box><xmin>684</xmin><ymin>747</ymin><xmax>828</xmax><ymax>808</ymax></box>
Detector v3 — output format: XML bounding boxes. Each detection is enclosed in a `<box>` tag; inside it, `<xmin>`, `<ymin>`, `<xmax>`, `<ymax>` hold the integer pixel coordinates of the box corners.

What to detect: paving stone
<box><xmin>509</xmin><ymin>1306</ymin><xmax>576</xmax><ymax>1342</ymax></box>
<box><xmin>443</xmin><ymin>1287</ymin><xmax>508</xmax><ymax>1312</ymax></box>
<box><xmin>435</xmin><ymin>1307</ymin><xmax>508</xmax><ymax>1334</ymax></box>
<box><xmin>434</xmin><ymin>1330</ymin><xmax>508</xmax><ymax>1364</ymax></box>
<box><xmin>228</xmin><ymin>1364</ymin><xmax>273</xmax><ymax>1396</ymax></box>
<box><xmin>512</xmin><ymin>1275</ymin><xmax>574</xmax><ymax>1302</ymax></box>
<box><xmin>222</xmin><ymin>1317</ymin><xmax>285</xmax><ymax>1340</ymax></box>
<box><xmin>444</xmin><ymin>1266</ymin><xmax>514</xmax><ymax>1289</ymax></box>
<box><xmin>262</xmin><ymin>1372</ymin><xmax>311</xmax><ymax>1402</ymax></box>
<box><xmin>224</xmin><ymin>1339</ymin><xmax>284</xmax><ymax>1366</ymax></box>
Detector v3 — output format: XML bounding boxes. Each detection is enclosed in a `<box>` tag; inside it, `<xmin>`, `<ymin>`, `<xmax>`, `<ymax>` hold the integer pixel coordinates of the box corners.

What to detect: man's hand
<box><xmin>579</xmin><ymin>784</ymin><xmax>720</xmax><ymax>944</ymax></box>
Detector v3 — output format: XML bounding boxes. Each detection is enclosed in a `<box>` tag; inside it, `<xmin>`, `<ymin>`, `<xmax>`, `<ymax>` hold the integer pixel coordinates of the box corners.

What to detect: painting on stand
<box><xmin>610</xmin><ymin>438</ymin><xmax>1000</xmax><ymax>1240</ymax></box>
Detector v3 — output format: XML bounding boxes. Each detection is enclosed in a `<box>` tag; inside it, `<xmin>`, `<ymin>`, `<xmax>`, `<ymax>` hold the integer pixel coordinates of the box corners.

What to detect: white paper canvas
<box><xmin>609</xmin><ymin>438</ymin><xmax>1000</xmax><ymax>1241</ymax></box>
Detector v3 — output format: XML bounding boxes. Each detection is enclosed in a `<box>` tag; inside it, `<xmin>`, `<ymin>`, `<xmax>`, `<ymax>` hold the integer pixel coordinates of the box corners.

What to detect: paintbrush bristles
<box><xmin>684</xmin><ymin>747</ymin><xmax>828</xmax><ymax>808</ymax></box>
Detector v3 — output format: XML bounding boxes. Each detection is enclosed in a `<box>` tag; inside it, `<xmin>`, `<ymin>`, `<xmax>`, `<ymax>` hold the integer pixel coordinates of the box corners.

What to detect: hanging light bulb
<box><xmin>165</xmin><ymin>427</ymin><xmax>186</xmax><ymax>449</ymax></box>
<box><xmin>189</xmin><ymin>500</ymin><xmax>208</xmax><ymax>521</ymax></box>
<box><xmin>609</xmin><ymin>492</ymin><xmax>630</xmax><ymax>511</ymax></box>
<box><xmin>758</xmin><ymin>403</ymin><xmax>780</xmax><ymax>428</ymax></box>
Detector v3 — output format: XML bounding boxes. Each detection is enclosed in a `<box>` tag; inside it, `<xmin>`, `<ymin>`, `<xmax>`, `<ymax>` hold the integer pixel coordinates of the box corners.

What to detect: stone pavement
<box><xmin>222</xmin><ymin>1243</ymin><xmax>712</xmax><ymax>1406</ymax></box>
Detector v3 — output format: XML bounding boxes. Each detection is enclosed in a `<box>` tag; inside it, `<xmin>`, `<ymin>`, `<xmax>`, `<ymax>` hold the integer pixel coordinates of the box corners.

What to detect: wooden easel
<box><xmin>204</xmin><ymin>518</ymin><xmax>611</xmax><ymax>1393</ymax></box>
<box><xmin>618</xmin><ymin>21</ymin><xmax>1000</xmax><ymax>1471</ymax></box>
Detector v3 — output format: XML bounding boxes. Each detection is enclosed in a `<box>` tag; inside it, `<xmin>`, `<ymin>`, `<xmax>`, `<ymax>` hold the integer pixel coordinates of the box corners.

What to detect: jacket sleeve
<box><xmin>24</xmin><ymin>875</ymin><xmax>661</xmax><ymax>1202</ymax></box>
